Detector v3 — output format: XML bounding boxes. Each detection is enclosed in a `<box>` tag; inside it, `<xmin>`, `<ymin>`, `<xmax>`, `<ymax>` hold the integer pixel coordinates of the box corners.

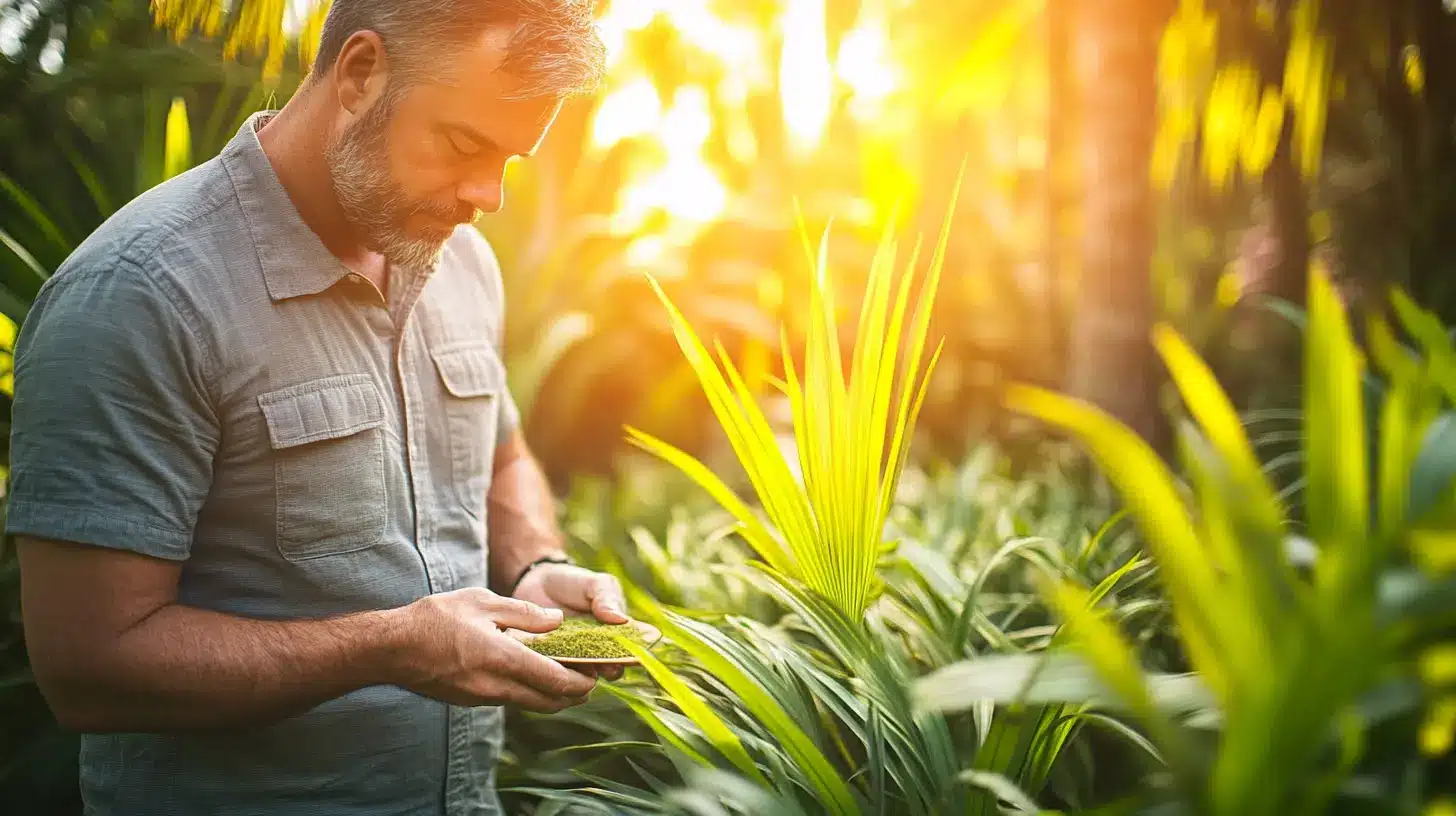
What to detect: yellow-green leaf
<box><xmin>1045</xmin><ymin>579</ymin><xmax>1172</xmax><ymax>743</ymax></box>
<box><xmin>617</xmin><ymin>638</ymin><xmax>770</xmax><ymax>788</ymax></box>
<box><xmin>1154</xmin><ymin>324</ymin><xmax>1285</xmax><ymax>527</ymax></box>
<box><xmin>1006</xmin><ymin>383</ymin><xmax>1230</xmax><ymax>705</ymax></box>
<box><xmin>1305</xmin><ymin>263</ymin><xmax>1371</xmax><ymax>598</ymax></box>
<box><xmin>654</xmin><ymin>615</ymin><xmax>859</xmax><ymax>814</ymax></box>
<box><xmin>163</xmin><ymin>97</ymin><xmax>191</xmax><ymax>181</ymax></box>
<box><xmin>597</xmin><ymin>684</ymin><xmax>718</xmax><ymax>770</ymax></box>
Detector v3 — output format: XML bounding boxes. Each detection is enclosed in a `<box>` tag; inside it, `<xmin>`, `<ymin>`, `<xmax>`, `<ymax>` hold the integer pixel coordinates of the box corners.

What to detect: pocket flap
<box><xmin>431</xmin><ymin>345</ymin><xmax>502</xmax><ymax>399</ymax></box>
<box><xmin>258</xmin><ymin>374</ymin><xmax>385</xmax><ymax>449</ymax></box>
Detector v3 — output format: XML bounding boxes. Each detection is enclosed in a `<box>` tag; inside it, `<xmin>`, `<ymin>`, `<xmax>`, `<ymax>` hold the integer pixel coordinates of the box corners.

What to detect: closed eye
<box><xmin>446</xmin><ymin>128</ymin><xmax>481</xmax><ymax>157</ymax></box>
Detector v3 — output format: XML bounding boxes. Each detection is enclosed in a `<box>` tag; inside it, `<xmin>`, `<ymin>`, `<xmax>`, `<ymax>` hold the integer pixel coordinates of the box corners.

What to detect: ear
<box><xmin>331</xmin><ymin>30</ymin><xmax>393</xmax><ymax>117</ymax></box>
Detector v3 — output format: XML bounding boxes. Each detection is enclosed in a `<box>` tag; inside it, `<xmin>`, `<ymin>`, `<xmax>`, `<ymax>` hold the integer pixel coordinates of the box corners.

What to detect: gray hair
<box><xmin>311</xmin><ymin>0</ymin><xmax>606</xmax><ymax>99</ymax></box>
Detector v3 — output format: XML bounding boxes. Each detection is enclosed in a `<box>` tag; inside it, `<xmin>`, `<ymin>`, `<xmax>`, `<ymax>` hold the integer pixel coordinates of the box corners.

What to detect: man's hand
<box><xmin>511</xmin><ymin>564</ymin><xmax>629</xmax><ymax>680</ymax></box>
<box><xmin>511</xmin><ymin>563</ymin><xmax>627</xmax><ymax>623</ymax></box>
<box><xmin>394</xmin><ymin>587</ymin><xmax>598</xmax><ymax>711</ymax></box>
<box><xmin>486</xmin><ymin>430</ymin><xmax>630</xmax><ymax>679</ymax></box>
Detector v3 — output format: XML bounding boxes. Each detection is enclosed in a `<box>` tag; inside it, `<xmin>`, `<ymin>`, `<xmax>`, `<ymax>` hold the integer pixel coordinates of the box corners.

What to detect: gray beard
<box><xmin>324</xmin><ymin>99</ymin><xmax>459</xmax><ymax>271</ymax></box>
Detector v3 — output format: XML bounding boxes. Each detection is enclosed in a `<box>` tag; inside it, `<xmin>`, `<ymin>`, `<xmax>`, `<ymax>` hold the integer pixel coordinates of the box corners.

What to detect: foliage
<box><xmin>499</xmin><ymin>189</ymin><xmax>1162</xmax><ymax>813</ymax></box>
<box><xmin>558</xmin><ymin>462</ymin><xmax>781</xmax><ymax>621</ymax></box>
<box><xmin>917</xmin><ymin>263</ymin><xmax>1456</xmax><ymax>815</ymax></box>
<box><xmin>623</xmin><ymin>182</ymin><xmax>960</xmax><ymax>620</ymax></box>
<box><xmin>1154</xmin><ymin>0</ymin><xmax>1334</xmax><ymax>194</ymax></box>
<box><xmin>505</xmin><ymin>440</ymin><xmax>1166</xmax><ymax>815</ymax></box>
<box><xmin>148</xmin><ymin>0</ymin><xmax>330</xmax><ymax>80</ymax></box>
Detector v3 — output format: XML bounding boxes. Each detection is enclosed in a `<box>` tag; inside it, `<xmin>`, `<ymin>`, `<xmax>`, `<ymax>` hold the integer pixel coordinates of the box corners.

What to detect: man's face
<box><xmin>325</xmin><ymin>26</ymin><xmax>564</xmax><ymax>269</ymax></box>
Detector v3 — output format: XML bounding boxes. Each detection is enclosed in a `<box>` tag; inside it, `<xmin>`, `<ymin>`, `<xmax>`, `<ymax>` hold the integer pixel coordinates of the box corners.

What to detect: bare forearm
<box><xmin>46</xmin><ymin>603</ymin><xmax>409</xmax><ymax>733</ymax></box>
<box><xmin>488</xmin><ymin>436</ymin><xmax>569</xmax><ymax>592</ymax></box>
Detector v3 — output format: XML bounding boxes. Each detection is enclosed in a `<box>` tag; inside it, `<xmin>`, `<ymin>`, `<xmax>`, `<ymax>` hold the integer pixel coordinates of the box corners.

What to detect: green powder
<box><xmin>526</xmin><ymin>617</ymin><xmax>648</xmax><ymax>659</ymax></box>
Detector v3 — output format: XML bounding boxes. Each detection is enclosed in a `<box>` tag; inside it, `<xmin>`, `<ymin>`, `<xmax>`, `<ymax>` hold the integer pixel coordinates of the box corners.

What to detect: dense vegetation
<box><xmin>4</xmin><ymin>0</ymin><xmax>1456</xmax><ymax>813</ymax></box>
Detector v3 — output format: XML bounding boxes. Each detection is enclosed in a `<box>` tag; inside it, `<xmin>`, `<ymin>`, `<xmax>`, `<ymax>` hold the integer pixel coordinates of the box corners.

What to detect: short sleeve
<box><xmin>4</xmin><ymin>265</ymin><xmax>220</xmax><ymax>561</ymax></box>
<box><xmin>497</xmin><ymin>379</ymin><xmax>521</xmax><ymax>439</ymax></box>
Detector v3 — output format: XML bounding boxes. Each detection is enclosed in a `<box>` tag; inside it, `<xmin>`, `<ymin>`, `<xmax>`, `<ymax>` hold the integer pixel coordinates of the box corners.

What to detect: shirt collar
<box><xmin>221</xmin><ymin>111</ymin><xmax>357</xmax><ymax>302</ymax></box>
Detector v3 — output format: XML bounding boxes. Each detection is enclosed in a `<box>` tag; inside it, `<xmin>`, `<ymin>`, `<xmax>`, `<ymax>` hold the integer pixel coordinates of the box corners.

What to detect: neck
<box><xmin>256</xmin><ymin>85</ymin><xmax>382</xmax><ymax>274</ymax></box>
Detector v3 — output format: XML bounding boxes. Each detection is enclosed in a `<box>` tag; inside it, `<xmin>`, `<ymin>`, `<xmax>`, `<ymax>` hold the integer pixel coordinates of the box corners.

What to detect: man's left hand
<box><xmin>511</xmin><ymin>563</ymin><xmax>629</xmax><ymax>680</ymax></box>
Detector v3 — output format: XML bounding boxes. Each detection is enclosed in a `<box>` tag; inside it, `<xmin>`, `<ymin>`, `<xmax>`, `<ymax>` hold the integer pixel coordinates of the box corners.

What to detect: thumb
<box><xmin>588</xmin><ymin>574</ymin><xmax>629</xmax><ymax>624</ymax></box>
<box><xmin>484</xmin><ymin>595</ymin><xmax>564</xmax><ymax>633</ymax></box>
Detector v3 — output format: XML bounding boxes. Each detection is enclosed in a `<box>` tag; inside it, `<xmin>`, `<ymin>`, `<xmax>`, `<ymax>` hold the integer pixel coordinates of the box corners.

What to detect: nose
<box><xmin>456</xmin><ymin>173</ymin><xmax>505</xmax><ymax>215</ymax></box>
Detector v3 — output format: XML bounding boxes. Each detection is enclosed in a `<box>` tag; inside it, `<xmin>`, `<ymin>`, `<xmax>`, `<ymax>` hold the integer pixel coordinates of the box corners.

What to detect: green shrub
<box><xmin>918</xmin><ymin>266</ymin><xmax>1456</xmax><ymax>815</ymax></box>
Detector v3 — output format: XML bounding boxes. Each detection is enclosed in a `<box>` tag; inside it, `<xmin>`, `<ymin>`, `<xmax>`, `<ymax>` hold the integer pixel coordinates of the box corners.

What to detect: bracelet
<box><xmin>505</xmin><ymin>553</ymin><xmax>574</xmax><ymax>596</ymax></box>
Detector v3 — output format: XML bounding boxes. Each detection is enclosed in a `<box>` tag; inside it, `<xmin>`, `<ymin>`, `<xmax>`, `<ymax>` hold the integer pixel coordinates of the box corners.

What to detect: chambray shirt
<box><xmin>6</xmin><ymin>112</ymin><xmax>523</xmax><ymax>815</ymax></box>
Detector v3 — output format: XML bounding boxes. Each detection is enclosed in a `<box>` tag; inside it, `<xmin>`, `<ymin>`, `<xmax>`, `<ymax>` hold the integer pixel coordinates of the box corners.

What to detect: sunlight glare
<box><xmin>780</xmin><ymin>0</ymin><xmax>833</xmax><ymax>153</ymax></box>
<box><xmin>595</xmin><ymin>0</ymin><xmax>662</xmax><ymax>66</ymax></box>
<box><xmin>590</xmin><ymin>77</ymin><xmax>663</xmax><ymax>151</ymax></box>
<box><xmin>618</xmin><ymin>87</ymin><xmax>728</xmax><ymax>229</ymax></box>
<box><xmin>668</xmin><ymin>5</ymin><xmax>764</xmax><ymax>80</ymax></box>
<box><xmin>836</xmin><ymin>17</ymin><xmax>898</xmax><ymax>120</ymax></box>
<box><xmin>625</xmin><ymin>235</ymin><xmax>669</xmax><ymax>267</ymax></box>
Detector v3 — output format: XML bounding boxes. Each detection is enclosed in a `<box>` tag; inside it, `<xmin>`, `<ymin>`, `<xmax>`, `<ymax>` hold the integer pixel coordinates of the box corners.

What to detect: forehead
<box><xmin>397</xmin><ymin>25</ymin><xmax>563</xmax><ymax>153</ymax></box>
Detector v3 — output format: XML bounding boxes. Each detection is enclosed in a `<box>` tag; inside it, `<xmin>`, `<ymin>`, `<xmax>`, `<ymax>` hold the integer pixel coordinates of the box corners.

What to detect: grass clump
<box><xmin>526</xmin><ymin>617</ymin><xmax>646</xmax><ymax>659</ymax></box>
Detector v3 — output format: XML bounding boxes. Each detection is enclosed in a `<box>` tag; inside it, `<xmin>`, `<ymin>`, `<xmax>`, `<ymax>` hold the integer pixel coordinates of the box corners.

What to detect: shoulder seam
<box><xmin>29</xmin><ymin>261</ymin><xmax>223</xmax><ymax>423</ymax></box>
<box><xmin>122</xmin><ymin>254</ymin><xmax>220</xmax><ymax>408</ymax></box>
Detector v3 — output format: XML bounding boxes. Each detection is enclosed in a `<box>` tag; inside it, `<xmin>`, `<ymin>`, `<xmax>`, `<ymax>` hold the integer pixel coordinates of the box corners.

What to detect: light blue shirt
<box><xmin>7</xmin><ymin>112</ymin><xmax>521</xmax><ymax>815</ymax></box>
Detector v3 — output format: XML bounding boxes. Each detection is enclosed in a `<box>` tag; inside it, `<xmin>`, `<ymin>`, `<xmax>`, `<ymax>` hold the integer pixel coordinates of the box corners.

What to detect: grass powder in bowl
<box><xmin>514</xmin><ymin>616</ymin><xmax>661</xmax><ymax>665</ymax></box>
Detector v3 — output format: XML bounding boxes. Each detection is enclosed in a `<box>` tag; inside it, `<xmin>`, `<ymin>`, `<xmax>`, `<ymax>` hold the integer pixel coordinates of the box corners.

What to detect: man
<box><xmin>8</xmin><ymin>2</ymin><xmax>625</xmax><ymax>814</ymax></box>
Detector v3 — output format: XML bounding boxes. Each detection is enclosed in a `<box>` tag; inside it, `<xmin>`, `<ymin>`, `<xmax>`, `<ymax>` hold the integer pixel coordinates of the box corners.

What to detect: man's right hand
<box><xmin>389</xmin><ymin>588</ymin><xmax>596</xmax><ymax>713</ymax></box>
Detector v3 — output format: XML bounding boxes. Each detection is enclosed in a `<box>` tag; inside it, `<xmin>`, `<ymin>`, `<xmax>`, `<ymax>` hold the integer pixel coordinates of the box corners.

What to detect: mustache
<box><xmin>410</xmin><ymin>198</ymin><xmax>478</xmax><ymax>226</ymax></box>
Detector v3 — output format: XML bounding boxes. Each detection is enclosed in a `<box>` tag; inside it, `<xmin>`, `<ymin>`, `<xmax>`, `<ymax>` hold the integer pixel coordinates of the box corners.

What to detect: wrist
<box><xmin>369</xmin><ymin>605</ymin><xmax>428</xmax><ymax>687</ymax></box>
<box><xmin>504</xmin><ymin>552</ymin><xmax>574</xmax><ymax>596</ymax></box>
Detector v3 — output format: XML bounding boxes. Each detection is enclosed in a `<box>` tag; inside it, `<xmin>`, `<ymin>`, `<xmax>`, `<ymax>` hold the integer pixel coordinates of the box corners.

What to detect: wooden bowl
<box><xmin>506</xmin><ymin>618</ymin><xmax>663</xmax><ymax>667</ymax></box>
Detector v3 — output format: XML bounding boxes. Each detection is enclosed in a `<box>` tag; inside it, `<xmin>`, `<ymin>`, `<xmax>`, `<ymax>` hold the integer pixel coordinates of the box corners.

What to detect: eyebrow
<box><xmin>448</xmin><ymin>121</ymin><xmax>536</xmax><ymax>159</ymax></box>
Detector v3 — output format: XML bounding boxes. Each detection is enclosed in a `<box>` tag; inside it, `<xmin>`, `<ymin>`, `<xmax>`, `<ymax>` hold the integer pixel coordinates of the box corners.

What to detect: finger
<box><xmin>574</xmin><ymin>664</ymin><xmax>620</xmax><ymax>680</ymax></box>
<box><xmin>496</xmin><ymin>639</ymin><xmax>599</xmax><ymax>698</ymax></box>
<box><xmin>586</xmin><ymin>574</ymin><xmax>628</xmax><ymax>624</ymax></box>
<box><xmin>482</xmin><ymin>594</ymin><xmax>563</xmax><ymax>633</ymax></box>
<box><xmin>491</xmin><ymin>678</ymin><xmax>590</xmax><ymax>713</ymax></box>
<box><xmin>537</xmin><ymin>565</ymin><xmax>596</xmax><ymax>614</ymax></box>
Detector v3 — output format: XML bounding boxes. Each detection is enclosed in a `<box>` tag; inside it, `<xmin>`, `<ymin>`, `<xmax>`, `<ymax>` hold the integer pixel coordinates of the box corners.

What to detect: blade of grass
<box><xmin>1306</xmin><ymin>265</ymin><xmax>1372</xmax><ymax>601</ymax></box>
<box><xmin>0</xmin><ymin>171</ymin><xmax>71</xmax><ymax>261</ymax></box>
<box><xmin>622</xmin><ymin>428</ymin><xmax>796</xmax><ymax>575</ymax></box>
<box><xmin>616</xmin><ymin>640</ymin><xmax>770</xmax><ymax>788</ymax></box>
<box><xmin>597</xmin><ymin>684</ymin><xmax>718</xmax><ymax>771</ymax></box>
<box><xmin>163</xmin><ymin>97</ymin><xmax>193</xmax><ymax>181</ymax></box>
<box><xmin>634</xmin><ymin>606</ymin><xmax>860</xmax><ymax>815</ymax></box>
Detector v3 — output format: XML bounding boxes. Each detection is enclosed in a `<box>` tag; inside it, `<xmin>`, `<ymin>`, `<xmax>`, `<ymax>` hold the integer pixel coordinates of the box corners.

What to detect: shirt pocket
<box><xmin>258</xmin><ymin>374</ymin><xmax>388</xmax><ymax>561</ymax></box>
<box><xmin>430</xmin><ymin>344</ymin><xmax>502</xmax><ymax>519</ymax></box>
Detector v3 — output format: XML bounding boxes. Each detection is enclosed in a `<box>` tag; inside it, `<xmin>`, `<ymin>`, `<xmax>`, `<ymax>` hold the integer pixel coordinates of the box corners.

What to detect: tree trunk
<box><xmin>1063</xmin><ymin>0</ymin><xmax>1173</xmax><ymax>451</ymax></box>
<box><xmin>1412</xmin><ymin>0</ymin><xmax>1456</xmax><ymax>316</ymax></box>
<box><xmin>1045</xmin><ymin>0</ymin><xmax>1073</xmax><ymax>372</ymax></box>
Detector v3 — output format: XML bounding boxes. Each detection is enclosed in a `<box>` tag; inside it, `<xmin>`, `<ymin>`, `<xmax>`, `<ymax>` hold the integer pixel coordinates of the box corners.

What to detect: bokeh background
<box><xmin>6</xmin><ymin>0</ymin><xmax>1453</xmax><ymax>481</ymax></box>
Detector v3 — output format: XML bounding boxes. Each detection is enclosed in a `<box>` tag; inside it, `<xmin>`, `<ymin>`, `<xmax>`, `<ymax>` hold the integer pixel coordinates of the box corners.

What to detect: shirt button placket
<box><xmin>394</xmin><ymin>276</ymin><xmax>474</xmax><ymax>815</ymax></box>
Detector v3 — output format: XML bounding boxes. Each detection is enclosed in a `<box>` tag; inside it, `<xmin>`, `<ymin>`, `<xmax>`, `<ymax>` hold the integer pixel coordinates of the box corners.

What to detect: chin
<box><xmin>421</xmin><ymin>223</ymin><xmax>459</xmax><ymax>242</ymax></box>
<box><xmin>376</xmin><ymin>233</ymin><xmax>447</xmax><ymax>270</ymax></box>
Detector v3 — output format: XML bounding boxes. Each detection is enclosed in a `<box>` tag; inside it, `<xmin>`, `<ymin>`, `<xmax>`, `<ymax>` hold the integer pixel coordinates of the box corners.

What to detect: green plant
<box><xmin>917</xmin><ymin>265</ymin><xmax>1456</xmax><ymax>815</ymax></box>
<box><xmin>502</xmin><ymin>184</ymin><xmax>1191</xmax><ymax>814</ymax></box>
<box><xmin>509</xmin><ymin>494</ymin><xmax>1168</xmax><ymax>813</ymax></box>
<box><xmin>622</xmin><ymin>174</ymin><xmax>961</xmax><ymax>621</ymax></box>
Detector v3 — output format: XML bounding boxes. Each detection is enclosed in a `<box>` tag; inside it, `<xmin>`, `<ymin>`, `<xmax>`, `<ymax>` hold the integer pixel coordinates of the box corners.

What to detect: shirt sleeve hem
<box><xmin>4</xmin><ymin>499</ymin><xmax>192</xmax><ymax>561</ymax></box>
